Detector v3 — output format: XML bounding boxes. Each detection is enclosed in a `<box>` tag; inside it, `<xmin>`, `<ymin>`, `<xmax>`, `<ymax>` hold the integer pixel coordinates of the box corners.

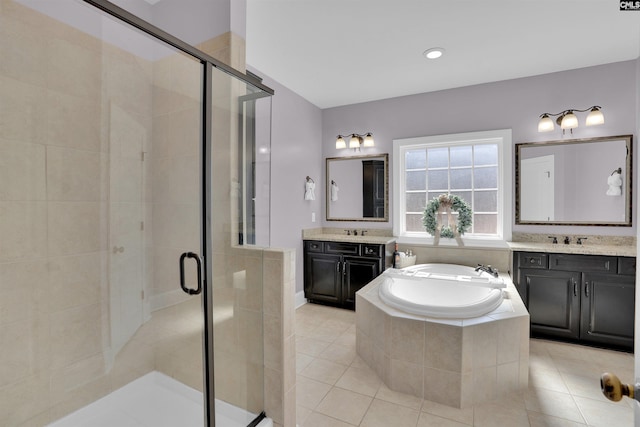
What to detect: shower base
<box><xmin>47</xmin><ymin>371</ymin><xmax>272</xmax><ymax>427</ymax></box>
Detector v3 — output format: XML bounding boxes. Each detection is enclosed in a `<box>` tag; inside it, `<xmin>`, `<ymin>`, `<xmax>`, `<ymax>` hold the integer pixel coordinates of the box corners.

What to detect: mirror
<box><xmin>326</xmin><ymin>154</ymin><xmax>389</xmax><ymax>222</ymax></box>
<box><xmin>516</xmin><ymin>135</ymin><xmax>632</xmax><ymax>226</ymax></box>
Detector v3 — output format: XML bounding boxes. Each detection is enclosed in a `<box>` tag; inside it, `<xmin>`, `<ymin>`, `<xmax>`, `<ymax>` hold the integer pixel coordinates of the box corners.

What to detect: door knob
<box><xmin>601</xmin><ymin>372</ymin><xmax>640</xmax><ymax>402</ymax></box>
<box><xmin>112</xmin><ymin>246</ymin><xmax>124</xmax><ymax>254</ymax></box>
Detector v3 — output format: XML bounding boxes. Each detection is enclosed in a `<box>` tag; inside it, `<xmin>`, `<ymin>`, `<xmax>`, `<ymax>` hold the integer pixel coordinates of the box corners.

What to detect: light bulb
<box><xmin>586</xmin><ymin>107</ymin><xmax>604</xmax><ymax>126</ymax></box>
<box><xmin>560</xmin><ymin>111</ymin><xmax>578</xmax><ymax>129</ymax></box>
<box><xmin>537</xmin><ymin>114</ymin><xmax>554</xmax><ymax>132</ymax></box>
<box><xmin>349</xmin><ymin>135</ymin><xmax>361</xmax><ymax>148</ymax></box>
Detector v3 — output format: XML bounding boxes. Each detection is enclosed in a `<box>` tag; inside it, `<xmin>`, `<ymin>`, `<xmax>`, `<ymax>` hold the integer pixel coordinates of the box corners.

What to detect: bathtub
<box><xmin>355</xmin><ymin>263</ymin><xmax>530</xmax><ymax>408</ymax></box>
<box><xmin>378</xmin><ymin>263</ymin><xmax>506</xmax><ymax>319</ymax></box>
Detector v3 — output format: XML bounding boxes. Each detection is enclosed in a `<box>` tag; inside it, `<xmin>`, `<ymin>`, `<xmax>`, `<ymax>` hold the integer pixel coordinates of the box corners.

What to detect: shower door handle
<box><xmin>179</xmin><ymin>252</ymin><xmax>202</xmax><ymax>295</ymax></box>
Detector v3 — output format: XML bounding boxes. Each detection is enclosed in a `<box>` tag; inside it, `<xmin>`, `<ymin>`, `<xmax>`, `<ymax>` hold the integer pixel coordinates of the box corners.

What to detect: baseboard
<box><xmin>295</xmin><ymin>290</ymin><xmax>307</xmax><ymax>309</ymax></box>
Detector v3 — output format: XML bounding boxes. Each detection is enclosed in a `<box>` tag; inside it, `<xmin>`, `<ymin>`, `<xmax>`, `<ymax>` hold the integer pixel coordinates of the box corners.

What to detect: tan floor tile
<box><xmin>523</xmin><ymin>388</ymin><xmax>586</xmax><ymax>424</ymax></box>
<box><xmin>301</xmin><ymin>412</ymin><xmax>356</xmax><ymax>427</ymax></box>
<box><xmin>315</xmin><ymin>387</ymin><xmax>373</xmax><ymax>425</ymax></box>
<box><xmin>559</xmin><ymin>372</ymin><xmax>611</xmax><ymax>403</ymax></box>
<box><xmin>528</xmin><ymin>366</ymin><xmax>570</xmax><ymax>393</ymax></box>
<box><xmin>527</xmin><ymin>411</ymin><xmax>588</xmax><ymax>426</ymax></box>
<box><xmin>296</xmin><ymin>353</ymin><xmax>315</xmax><ymax>374</ymax></box>
<box><xmin>296</xmin><ymin>375</ymin><xmax>332</xmax><ymax>410</ymax></box>
<box><xmin>300</xmin><ymin>358</ymin><xmax>348</xmax><ymax>385</ymax></box>
<box><xmin>335</xmin><ymin>365</ymin><xmax>382</xmax><ymax>397</ymax></box>
<box><xmin>296</xmin><ymin>304</ymin><xmax>633</xmax><ymax>427</ymax></box>
<box><xmin>296</xmin><ymin>405</ymin><xmax>312</xmax><ymax>425</ymax></box>
<box><xmin>417</xmin><ymin>412</ymin><xmax>471</xmax><ymax>427</ymax></box>
<box><xmin>473</xmin><ymin>401</ymin><xmax>530</xmax><ymax>427</ymax></box>
<box><xmin>360</xmin><ymin>399</ymin><xmax>420</xmax><ymax>427</ymax></box>
<box><xmin>573</xmin><ymin>395</ymin><xmax>633</xmax><ymax>427</ymax></box>
<box><xmin>375</xmin><ymin>383</ymin><xmax>423</xmax><ymax>410</ymax></box>
<box><xmin>317</xmin><ymin>343</ymin><xmax>357</xmax><ymax>366</ymax></box>
<box><xmin>296</xmin><ymin>336</ymin><xmax>332</xmax><ymax>357</ymax></box>
<box><xmin>421</xmin><ymin>399</ymin><xmax>474</xmax><ymax>425</ymax></box>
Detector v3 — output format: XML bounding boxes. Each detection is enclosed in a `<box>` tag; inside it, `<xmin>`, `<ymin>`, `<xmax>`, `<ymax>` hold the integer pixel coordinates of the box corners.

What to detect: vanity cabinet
<box><xmin>304</xmin><ymin>240</ymin><xmax>390</xmax><ymax>309</ymax></box>
<box><xmin>513</xmin><ymin>251</ymin><xmax>635</xmax><ymax>350</ymax></box>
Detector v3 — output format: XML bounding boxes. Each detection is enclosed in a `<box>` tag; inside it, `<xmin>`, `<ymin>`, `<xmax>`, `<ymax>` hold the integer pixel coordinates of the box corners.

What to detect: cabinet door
<box><xmin>522</xmin><ymin>268</ymin><xmax>581</xmax><ymax>340</ymax></box>
<box><xmin>304</xmin><ymin>253</ymin><xmax>342</xmax><ymax>304</ymax></box>
<box><xmin>343</xmin><ymin>257</ymin><xmax>380</xmax><ymax>308</ymax></box>
<box><xmin>581</xmin><ymin>273</ymin><xmax>635</xmax><ymax>349</ymax></box>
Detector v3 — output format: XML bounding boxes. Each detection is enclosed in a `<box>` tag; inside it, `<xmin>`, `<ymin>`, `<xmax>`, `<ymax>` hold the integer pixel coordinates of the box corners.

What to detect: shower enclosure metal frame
<box><xmin>80</xmin><ymin>1</ymin><xmax>274</xmax><ymax>426</ymax></box>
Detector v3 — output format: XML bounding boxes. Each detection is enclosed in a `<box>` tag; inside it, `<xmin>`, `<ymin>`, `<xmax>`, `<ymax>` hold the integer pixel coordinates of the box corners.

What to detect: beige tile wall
<box><xmin>0</xmin><ymin>3</ymin><xmax>286</xmax><ymax>426</ymax></box>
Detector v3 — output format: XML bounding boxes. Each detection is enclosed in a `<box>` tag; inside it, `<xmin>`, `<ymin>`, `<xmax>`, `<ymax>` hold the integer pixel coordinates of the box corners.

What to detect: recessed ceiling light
<box><xmin>423</xmin><ymin>48</ymin><xmax>445</xmax><ymax>60</ymax></box>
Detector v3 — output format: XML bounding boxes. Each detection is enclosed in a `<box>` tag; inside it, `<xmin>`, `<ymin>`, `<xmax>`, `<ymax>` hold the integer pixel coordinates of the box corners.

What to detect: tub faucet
<box><xmin>475</xmin><ymin>264</ymin><xmax>499</xmax><ymax>278</ymax></box>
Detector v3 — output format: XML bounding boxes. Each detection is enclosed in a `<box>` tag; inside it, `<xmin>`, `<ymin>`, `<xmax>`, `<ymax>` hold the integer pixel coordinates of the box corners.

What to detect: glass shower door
<box><xmin>0</xmin><ymin>1</ymin><xmax>207</xmax><ymax>426</ymax></box>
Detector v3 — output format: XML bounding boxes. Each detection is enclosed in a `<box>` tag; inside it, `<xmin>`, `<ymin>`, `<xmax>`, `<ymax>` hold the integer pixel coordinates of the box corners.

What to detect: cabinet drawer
<box><xmin>305</xmin><ymin>241</ymin><xmax>324</xmax><ymax>253</ymax></box>
<box><xmin>549</xmin><ymin>254</ymin><xmax>614</xmax><ymax>273</ymax></box>
<box><xmin>362</xmin><ymin>244</ymin><xmax>381</xmax><ymax>257</ymax></box>
<box><xmin>325</xmin><ymin>241</ymin><xmax>360</xmax><ymax>256</ymax></box>
<box><xmin>518</xmin><ymin>252</ymin><xmax>548</xmax><ymax>269</ymax></box>
<box><xmin>618</xmin><ymin>257</ymin><xmax>636</xmax><ymax>275</ymax></box>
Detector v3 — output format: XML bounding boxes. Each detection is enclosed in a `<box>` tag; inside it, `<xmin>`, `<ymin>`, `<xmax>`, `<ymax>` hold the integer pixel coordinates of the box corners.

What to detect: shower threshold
<box><xmin>47</xmin><ymin>371</ymin><xmax>272</xmax><ymax>427</ymax></box>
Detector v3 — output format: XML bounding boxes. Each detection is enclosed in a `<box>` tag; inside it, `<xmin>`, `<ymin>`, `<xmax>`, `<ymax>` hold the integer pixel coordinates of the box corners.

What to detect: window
<box><xmin>393</xmin><ymin>130</ymin><xmax>512</xmax><ymax>245</ymax></box>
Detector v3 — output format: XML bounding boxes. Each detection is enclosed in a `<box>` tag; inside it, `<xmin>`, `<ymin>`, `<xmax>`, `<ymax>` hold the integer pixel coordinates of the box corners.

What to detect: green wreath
<box><xmin>422</xmin><ymin>194</ymin><xmax>473</xmax><ymax>238</ymax></box>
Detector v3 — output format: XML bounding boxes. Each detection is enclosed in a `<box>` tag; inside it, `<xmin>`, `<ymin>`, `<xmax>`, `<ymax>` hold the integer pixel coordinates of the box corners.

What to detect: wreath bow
<box><xmin>423</xmin><ymin>194</ymin><xmax>472</xmax><ymax>242</ymax></box>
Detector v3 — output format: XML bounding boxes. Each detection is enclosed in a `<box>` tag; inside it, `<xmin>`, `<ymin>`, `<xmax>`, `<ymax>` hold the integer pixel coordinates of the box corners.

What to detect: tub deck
<box><xmin>355</xmin><ymin>267</ymin><xmax>529</xmax><ymax>408</ymax></box>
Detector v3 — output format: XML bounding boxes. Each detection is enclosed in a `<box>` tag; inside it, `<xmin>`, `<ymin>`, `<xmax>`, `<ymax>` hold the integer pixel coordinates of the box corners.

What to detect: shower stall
<box><xmin>0</xmin><ymin>0</ymin><xmax>274</xmax><ymax>426</ymax></box>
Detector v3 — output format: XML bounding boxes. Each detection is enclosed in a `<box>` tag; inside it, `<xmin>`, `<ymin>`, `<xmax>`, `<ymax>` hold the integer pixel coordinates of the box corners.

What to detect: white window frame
<box><xmin>393</xmin><ymin>129</ymin><xmax>512</xmax><ymax>248</ymax></box>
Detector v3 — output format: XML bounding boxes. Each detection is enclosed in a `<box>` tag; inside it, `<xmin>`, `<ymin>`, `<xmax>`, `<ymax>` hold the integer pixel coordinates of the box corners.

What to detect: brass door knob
<box><xmin>601</xmin><ymin>372</ymin><xmax>637</xmax><ymax>402</ymax></box>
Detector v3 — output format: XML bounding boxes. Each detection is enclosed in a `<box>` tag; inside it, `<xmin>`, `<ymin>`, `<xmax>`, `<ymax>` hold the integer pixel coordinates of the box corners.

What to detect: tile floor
<box><xmin>295</xmin><ymin>303</ymin><xmax>635</xmax><ymax>427</ymax></box>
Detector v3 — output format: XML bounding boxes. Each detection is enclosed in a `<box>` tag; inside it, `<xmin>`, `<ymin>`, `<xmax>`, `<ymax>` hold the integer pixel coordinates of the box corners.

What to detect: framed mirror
<box><xmin>326</xmin><ymin>153</ymin><xmax>389</xmax><ymax>222</ymax></box>
<box><xmin>515</xmin><ymin>135</ymin><xmax>632</xmax><ymax>226</ymax></box>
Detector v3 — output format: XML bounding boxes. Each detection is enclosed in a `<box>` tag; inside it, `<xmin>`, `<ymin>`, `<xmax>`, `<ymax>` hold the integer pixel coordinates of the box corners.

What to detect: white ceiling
<box><xmin>246</xmin><ymin>1</ymin><xmax>640</xmax><ymax>109</ymax></box>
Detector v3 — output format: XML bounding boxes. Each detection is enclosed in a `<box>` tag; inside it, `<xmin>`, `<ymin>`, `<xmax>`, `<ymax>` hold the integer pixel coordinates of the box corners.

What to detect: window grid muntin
<box><xmin>403</xmin><ymin>142</ymin><xmax>499</xmax><ymax>236</ymax></box>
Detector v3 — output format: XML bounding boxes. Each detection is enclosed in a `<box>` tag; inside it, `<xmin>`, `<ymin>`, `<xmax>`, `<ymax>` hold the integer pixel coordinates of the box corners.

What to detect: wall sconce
<box><xmin>606</xmin><ymin>167</ymin><xmax>622</xmax><ymax>196</ymax></box>
<box><xmin>336</xmin><ymin>132</ymin><xmax>374</xmax><ymax>150</ymax></box>
<box><xmin>538</xmin><ymin>106</ymin><xmax>604</xmax><ymax>134</ymax></box>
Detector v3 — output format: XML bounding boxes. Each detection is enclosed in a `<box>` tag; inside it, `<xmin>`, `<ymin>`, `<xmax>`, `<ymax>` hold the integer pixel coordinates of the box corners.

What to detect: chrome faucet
<box><xmin>475</xmin><ymin>264</ymin><xmax>499</xmax><ymax>278</ymax></box>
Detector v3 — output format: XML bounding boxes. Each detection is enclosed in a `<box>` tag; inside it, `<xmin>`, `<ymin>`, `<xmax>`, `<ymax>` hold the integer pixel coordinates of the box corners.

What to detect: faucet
<box><xmin>361</xmin><ymin>230</ymin><xmax>368</xmax><ymax>236</ymax></box>
<box><xmin>353</xmin><ymin>229</ymin><xmax>358</xmax><ymax>236</ymax></box>
<box><xmin>475</xmin><ymin>264</ymin><xmax>499</xmax><ymax>278</ymax></box>
<box><xmin>576</xmin><ymin>237</ymin><xmax>588</xmax><ymax>245</ymax></box>
<box><xmin>344</xmin><ymin>229</ymin><xmax>351</xmax><ymax>235</ymax></box>
<box><xmin>564</xmin><ymin>236</ymin><xmax>571</xmax><ymax>245</ymax></box>
<box><xmin>548</xmin><ymin>236</ymin><xmax>558</xmax><ymax>244</ymax></box>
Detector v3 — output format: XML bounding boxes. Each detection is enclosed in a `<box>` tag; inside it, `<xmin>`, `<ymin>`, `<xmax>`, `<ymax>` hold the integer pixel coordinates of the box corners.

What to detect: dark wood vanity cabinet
<box><xmin>513</xmin><ymin>251</ymin><xmax>635</xmax><ymax>350</ymax></box>
<box><xmin>304</xmin><ymin>240</ymin><xmax>390</xmax><ymax>309</ymax></box>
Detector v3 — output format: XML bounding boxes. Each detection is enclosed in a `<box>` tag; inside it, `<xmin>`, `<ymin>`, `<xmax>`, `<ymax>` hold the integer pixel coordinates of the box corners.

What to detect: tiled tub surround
<box><xmin>355</xmin><ymin>271</ymin><xmax>529</xmax><ymax>408</ymax></box>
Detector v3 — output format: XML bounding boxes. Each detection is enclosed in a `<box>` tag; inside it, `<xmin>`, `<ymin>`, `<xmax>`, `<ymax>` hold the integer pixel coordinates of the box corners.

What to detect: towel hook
<box><xmin>306</xmin><ymin>176</ymin><xmax>314</xmax><ymax>183</ymax></box>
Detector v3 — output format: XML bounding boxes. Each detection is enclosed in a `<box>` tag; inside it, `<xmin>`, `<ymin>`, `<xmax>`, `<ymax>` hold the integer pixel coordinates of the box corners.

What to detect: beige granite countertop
<box><xmin>302</xmin><ymin>233</ymin><xmax>396</xmax><ymax>245</ymax></box>
<box><xmin>507</xmin><ymin>242</ymin><xmax>636</xmax><ymax>257</ymax></box>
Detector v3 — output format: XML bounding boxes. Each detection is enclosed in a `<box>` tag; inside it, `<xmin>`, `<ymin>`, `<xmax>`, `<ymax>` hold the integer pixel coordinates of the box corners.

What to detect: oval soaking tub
<box><xmin>378</xmin><ymin>263</ymin><xmax>505</xmax><ymax>318</ymax></box>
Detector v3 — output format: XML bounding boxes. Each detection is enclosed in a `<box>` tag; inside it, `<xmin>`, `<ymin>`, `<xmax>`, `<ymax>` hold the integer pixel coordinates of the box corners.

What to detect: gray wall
<box><xmin>249</xmin><ymin>68</ymin><xmax>323</xmax><ymax>297</ymax></box>
<box><xmin>321</xmin><ymin>60</ymin><xmax>638</xmax><ymax>237</ymax></box>
<box><xmin>261</xmin><ymin>61</ymin><xmax>638</xmax><ymax>294</ymax></box>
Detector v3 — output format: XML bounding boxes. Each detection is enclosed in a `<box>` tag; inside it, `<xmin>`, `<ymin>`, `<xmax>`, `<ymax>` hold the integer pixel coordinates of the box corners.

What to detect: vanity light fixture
<box><xmin>538</xmin><ymin>106</ymin><xmax>604</xmax><ymax>134</ymax></box>
<box><xmin>336</xmin><ymin>132</ymin><xmax>375</xmax><ymax>150</ymax></box>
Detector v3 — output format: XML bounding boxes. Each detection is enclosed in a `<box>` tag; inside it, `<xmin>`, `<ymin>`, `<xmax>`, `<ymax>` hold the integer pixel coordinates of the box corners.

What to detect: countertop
<box><xmin>507</xmin><ymin>241</ymin><xmax>636</xmax><ymax>257</ymax></box>
<box><xmin>303</xmin><ymin>233</ymin><xmax>395</xmax><ymax>245</ymax></box>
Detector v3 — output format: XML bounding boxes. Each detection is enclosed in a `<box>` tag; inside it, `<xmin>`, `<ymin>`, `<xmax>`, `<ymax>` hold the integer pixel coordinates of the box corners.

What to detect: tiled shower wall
<box><xmin>0</xmin><ymin>2</ymin><xmax>289</xmax><ymax>426</ymax></box>
<box><xmin>0</xmin><ymin>2</ymin><xmax>147</xmax><ymax>425</ymax></box>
